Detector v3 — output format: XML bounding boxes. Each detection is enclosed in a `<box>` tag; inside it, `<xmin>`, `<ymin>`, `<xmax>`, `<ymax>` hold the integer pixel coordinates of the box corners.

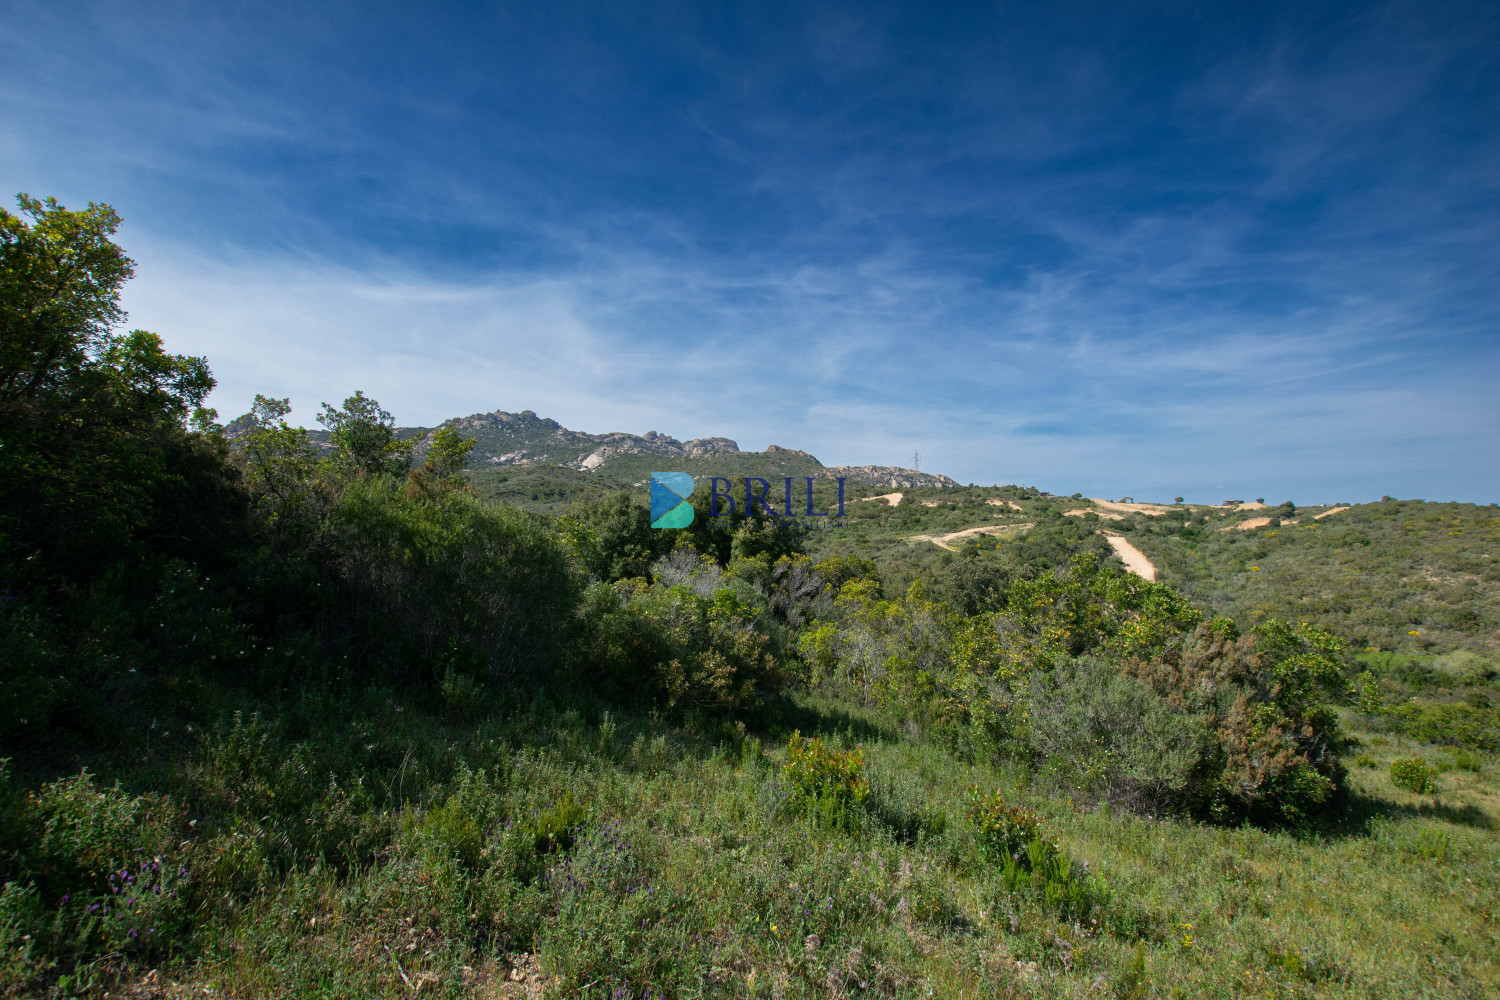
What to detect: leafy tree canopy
<box><xmin>0</xmin><ymin>194</ymin><xmax>228</xmax><ymax>585</ymax></box>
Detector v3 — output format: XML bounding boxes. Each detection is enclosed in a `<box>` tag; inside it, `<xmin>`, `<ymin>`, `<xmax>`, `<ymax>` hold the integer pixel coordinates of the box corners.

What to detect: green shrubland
<box><xmin>1125</xmin><ymin>501</ymin><xmax>1500</xmax><ymax>658</ymax></box>
<box><xmin>2</xmin><ymin>195</ymin><xmax>1498</xmax><ymax>997</ymax></box>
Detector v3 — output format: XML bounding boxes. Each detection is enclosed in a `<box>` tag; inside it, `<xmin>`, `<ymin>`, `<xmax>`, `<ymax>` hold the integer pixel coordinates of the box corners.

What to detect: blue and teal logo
<box><xmin>649</xmin><ymin>474</ymin><xmax>848</xmax><ymax>527</ymax></box>
<box><xmin>650</xmin><ymin>472</ymin><xmax>697</xmax><ymax>529</ymax></box>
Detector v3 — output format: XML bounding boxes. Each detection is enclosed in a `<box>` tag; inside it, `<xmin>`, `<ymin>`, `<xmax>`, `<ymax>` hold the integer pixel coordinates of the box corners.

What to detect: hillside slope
<box><xmin>1123</xmin><ymin>499</ymin><xmax>1500</xmax><ymax>656</ymax></box>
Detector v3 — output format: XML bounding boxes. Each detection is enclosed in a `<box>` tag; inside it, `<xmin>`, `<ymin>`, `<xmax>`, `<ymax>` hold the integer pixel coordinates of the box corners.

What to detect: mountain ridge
<box><xmin>336</xmin><ymin>407</ymin><xmax>962</xmax><ymax>489</ymax></box>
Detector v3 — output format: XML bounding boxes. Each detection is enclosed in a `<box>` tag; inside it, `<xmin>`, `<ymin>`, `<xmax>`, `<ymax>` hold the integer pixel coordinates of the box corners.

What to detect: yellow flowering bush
<box><xmin>783</xmin><ymin>731</ymin><xmax>869</xmax><ymax>829</ymax></box>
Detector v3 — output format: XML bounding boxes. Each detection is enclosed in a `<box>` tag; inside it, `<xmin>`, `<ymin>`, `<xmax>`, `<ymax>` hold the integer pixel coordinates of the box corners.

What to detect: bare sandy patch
<box><xmin>1314</xmin><ymin>505</ymin><xmax>1354</xmax><ymax>520</ymax></box>
<box><xmin>1064</xmin><ymin>508</ymin><xmax>1125</xmax><ymax>521</ymax></box>
<box><xmin>912</xmin><ymin>523</ymin><xmax>1034</xmax><ymax>551</ymax></box>
<box><xmin>986</xmin><ymin>500</ymin><xmax>1024</xmax><ymax>510</ymax></box>
<box><xmin>1222</xmin><ymin>517</ymin><xmax>1273</xmax><ymax>532</ymax></box>
<box><xmin>1233</xmin><ymin>501</ymin><xmax>1268</xmax><ymax>510</ymax></box>
<box><xmin>1091</xmin><ymin>499</ymin><xmax>1171</xmax><ymax>516</ymax></box>
<box><xmin>860</xmin><ymin>492</ymin><xmax>903</xmax><ymax>506</ymax></box>
<box><xmin>1101</xmin><ymin>532</ymin><xmax>1156</xmax><ymax>581</ymax></box>
<box><xmin>920</xmin><ymin>500</ymin><xmax>939</xmax><ymax>507</ymax></box>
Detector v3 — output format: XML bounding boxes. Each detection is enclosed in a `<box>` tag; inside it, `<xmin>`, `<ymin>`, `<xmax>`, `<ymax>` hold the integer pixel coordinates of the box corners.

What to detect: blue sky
<box><xmin>3</xmin><ymin>0</ymin><xmax>1497</xmax><ymax>503</ymax></box>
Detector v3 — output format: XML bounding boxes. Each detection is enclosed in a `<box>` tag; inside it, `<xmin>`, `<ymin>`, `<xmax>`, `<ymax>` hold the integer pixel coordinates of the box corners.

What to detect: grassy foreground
<box><xmin>5</xmin><ymin>681</ymin><xmax>1496</xmax><ymax>1000</ymax></box>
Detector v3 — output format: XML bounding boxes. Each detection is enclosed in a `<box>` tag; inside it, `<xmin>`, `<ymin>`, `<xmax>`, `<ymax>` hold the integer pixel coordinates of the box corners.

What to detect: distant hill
<box><xmin>1122</xmin><ymin>499</ymin><xmax>1500</xmax><ymax>658</ymax></box>
<box><xmin>308</xmin><ymin>407</ymin><xmax>961</xmax><ymax>492</ymax></box>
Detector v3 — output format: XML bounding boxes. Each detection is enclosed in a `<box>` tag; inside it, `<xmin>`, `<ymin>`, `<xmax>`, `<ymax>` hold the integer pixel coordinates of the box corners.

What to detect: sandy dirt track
<box><xmin>912</xmin><ymin>523</ymin><xmax>1034</xmax><ymax>551</ymax></box>
<box><xmin>1314</xmin><ymin>505</ymin><xmax>1354</xmax><ymax>520</ymax></box>
<box><xmin>1064</xmin><ymin>508</ymin><xmax>1125</xmax><ymax>521</ymax></box>
<box><xmin>860</xmin><ymin>493</ymin><xmax>903</xmax><ymax>506</ymax></box>
<box><xmin>1090</xmin><ymin>499</ymin><xmax>1171</xmax><ymax>516</ymax></box>
<box><xmin>1101</xmin><ymin>533</ymin><xmax>1156</xmax><ymax>581</ymax></box>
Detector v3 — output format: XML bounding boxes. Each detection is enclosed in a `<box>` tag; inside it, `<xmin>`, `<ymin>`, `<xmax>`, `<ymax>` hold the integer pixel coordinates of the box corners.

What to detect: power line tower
<box><xmin>913</xmin><ymin>450</ymin><xmax>920</xmax><ymax>471</ymax></box>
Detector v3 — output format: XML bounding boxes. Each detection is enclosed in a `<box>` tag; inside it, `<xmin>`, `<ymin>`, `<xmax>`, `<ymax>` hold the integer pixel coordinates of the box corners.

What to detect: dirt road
<box><xmin>912</xmin><ymin>523</ymin><xmax>1034</xmax><ymax>551</ymax></box>
<box><xmin>1101</xmin><ymin>532</ymin><xmax>1157</xmax><ymax>581</ymax></box>
<box><xmin>1091</xmin><ymin>499</ymin><xmax>1171</xmax><ymax>516</ymax></box>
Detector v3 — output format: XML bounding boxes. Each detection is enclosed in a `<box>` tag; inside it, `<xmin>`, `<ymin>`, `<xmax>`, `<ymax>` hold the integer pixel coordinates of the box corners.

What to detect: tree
<box><xmin>424</xmin><ymin>425</ymin><xmax>476</xmax><ymax>479</ymax></box>
<box><xmin>406</xmin><ymin>425</ymin><xmax>477</xmax><ymax>498</ymax></box>
<box><xmin>1</xmin><ymin>194</ymin><xmax>229</xmax><ymax>585</ymax></box>
<box><xmin>563</xmin><ymin>492</ymin><xmax>658</xmax><ymax>581</ymax></box>
<box><xmin>235</xmin><ymin>395</ymin><xmax>323</xmax><ymax>529</ymax></box>
<box><xmin>1</xmin><ymin>195</ymin><xmax>134</xmax><ymax>403</ymax></box>
<box><xmin>318</xmin><ymin>390</ymin><xmax>412</xmax><ymax>478</ymax></box>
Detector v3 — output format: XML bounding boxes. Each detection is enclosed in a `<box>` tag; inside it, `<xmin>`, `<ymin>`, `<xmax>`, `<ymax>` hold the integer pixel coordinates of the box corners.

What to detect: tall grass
<box><xmin>3</xmin><ymin>683</ymin><xmax>1495</xmax><ymax>998</ymax></box>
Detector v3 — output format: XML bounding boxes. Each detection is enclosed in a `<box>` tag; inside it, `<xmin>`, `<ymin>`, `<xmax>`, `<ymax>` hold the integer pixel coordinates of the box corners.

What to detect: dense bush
<box><xmin>573</xmin><ymin>579</ymin><xmax>786</xmax><ymax>718</ymax></box>
<box><xmin>965</xmin><ymin>788</ymin><xmax>1110</xmax><ymax>923</ymax></box>
<box><xmin>935</xmin><ymin>519</ymin><xmax>1115</xmax><ymax>615</ymax></box>
<box><xmin>1024</xmin><ymin>657</ymin><xmax>1215</xmax><ymax>812</ymax></box>
<box><xmin>1124</xmin><ymin>619</ymin><xmax>1350</xmax><ymax>824</ymax></box>
<box><xmin>797</xmin><ymin>578</ymin><xmax>1014</xmax><ymax>719</ymax></box>
<box><xmin>1389</xmin><ymin>758</ymin><xmax>1438</xmax><ymax>794</ymax></box>
<box><xmin>561</xmin><ymin>491</ymin><xmax>660</xmax><ymax>581</ymax></box>
<box><xmin>965</xmin><ymin>789</ymin><xmax>1045</xmax><ymax>864</ymax></box>
<box><xmin>783</xmin><ymin>731</ymin><xmax>870</xmax><ymax>829</ymax></box>
<box><xmin>802</xmin><ymin>553</ymin><xmax>1352</xmax><ymax>825</ymax></box>
<box><xmin>319</xmin><ymin>476</ymin><xmax>576</xmax><ymax>684</ymax></box>
<box><xmin>1381</xmin><ymin>700</ymin><xmax>1500</xmax><ymax>751</ymax></box>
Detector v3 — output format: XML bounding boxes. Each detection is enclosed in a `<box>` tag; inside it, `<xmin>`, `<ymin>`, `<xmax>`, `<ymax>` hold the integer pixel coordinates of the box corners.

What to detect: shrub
<box><xmin>1128</xmin><ymin>619</ymin><xmax>1349</xmax><ymax>825</ymax></box>
<box><xmin>1000</xmin><ymin>553</ymin><xmax>1202</xmax><ymax>667</ymax></box>
<box><xmin>1440</xmin><ymin>746</ymin><xmax>1484</xmax><ymax>773</ymax></box>
<box><xmin>529</xmin><ymin>790</ymin><xmax>588</xmax><ymax>855</ymax></box>
<box><xmin>965</xmin><ymin>788</ymin><xmax>1044</xmax><ymax>864</ymax></box>
<box><xmin>1383</xmin><ymin>700</ymin><xmax>1500</xmax><ymax>751</ymax></box>
<box><xmin>0</xmin><ymin>768</ymin><xmax>194</xmax><ymax>986</ymax></box>
<box><xmin>1212</xmin><ymin>698</ymin><xmax>1339</xmax><ymax>825</ymax></box>
<box><xmin>965</xmin><ymin>788</ymin><xmax>1110</xmax><ymax>922</ymax></box>
<box><xmin>783</xmin><ymin>731</ymin><xmax>869</xmax><ymax>829</ymax></box>
<box><xmin>1355</xmin><ymin>669</ymin><xmax>1385</xmax><ymax>716</ymax></box>
<box><xmin>321</xmin><ymin>477</ymin><xmax>576</xmax><ymax>684</ymax></box>
<box><xmin>439</xmin><ymin>664</ymin><xmax>488</xmax><ymax>721</ymax></box>
<box><xmin>561</xmin><ymin>492</ymin><xmax>659</xmax><ymax>582</ymax></box>
<box><xmin>1024</xmin><ymin>657</ymin><xmax>1215</xmax><ymax>812</ymax></box>
<box><xmin>573</xmin><ymin>581</ymin><xmax>786</xmax><ymax>718</ymax></box>
<box><xmin>416</xmin><ymin>798</ymin><xmax>485</xmax><ymax>869</ymax></box>
<box><xmin>1409</xmin><ymin>828</ymin><xmax>1450</xmax><ymax>861</ymax></box>
<box><xmin>1389</xmin><ymin>758</ymin><xmax>1437</xmax><ymax>794</ymax></box>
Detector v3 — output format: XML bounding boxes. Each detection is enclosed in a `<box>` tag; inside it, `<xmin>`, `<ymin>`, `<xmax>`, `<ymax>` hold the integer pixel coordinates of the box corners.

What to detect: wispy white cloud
<box><xmin>7</xmin><ymin>0</ymin><xmax>1498</xmax><ymax>503</ymax></box>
